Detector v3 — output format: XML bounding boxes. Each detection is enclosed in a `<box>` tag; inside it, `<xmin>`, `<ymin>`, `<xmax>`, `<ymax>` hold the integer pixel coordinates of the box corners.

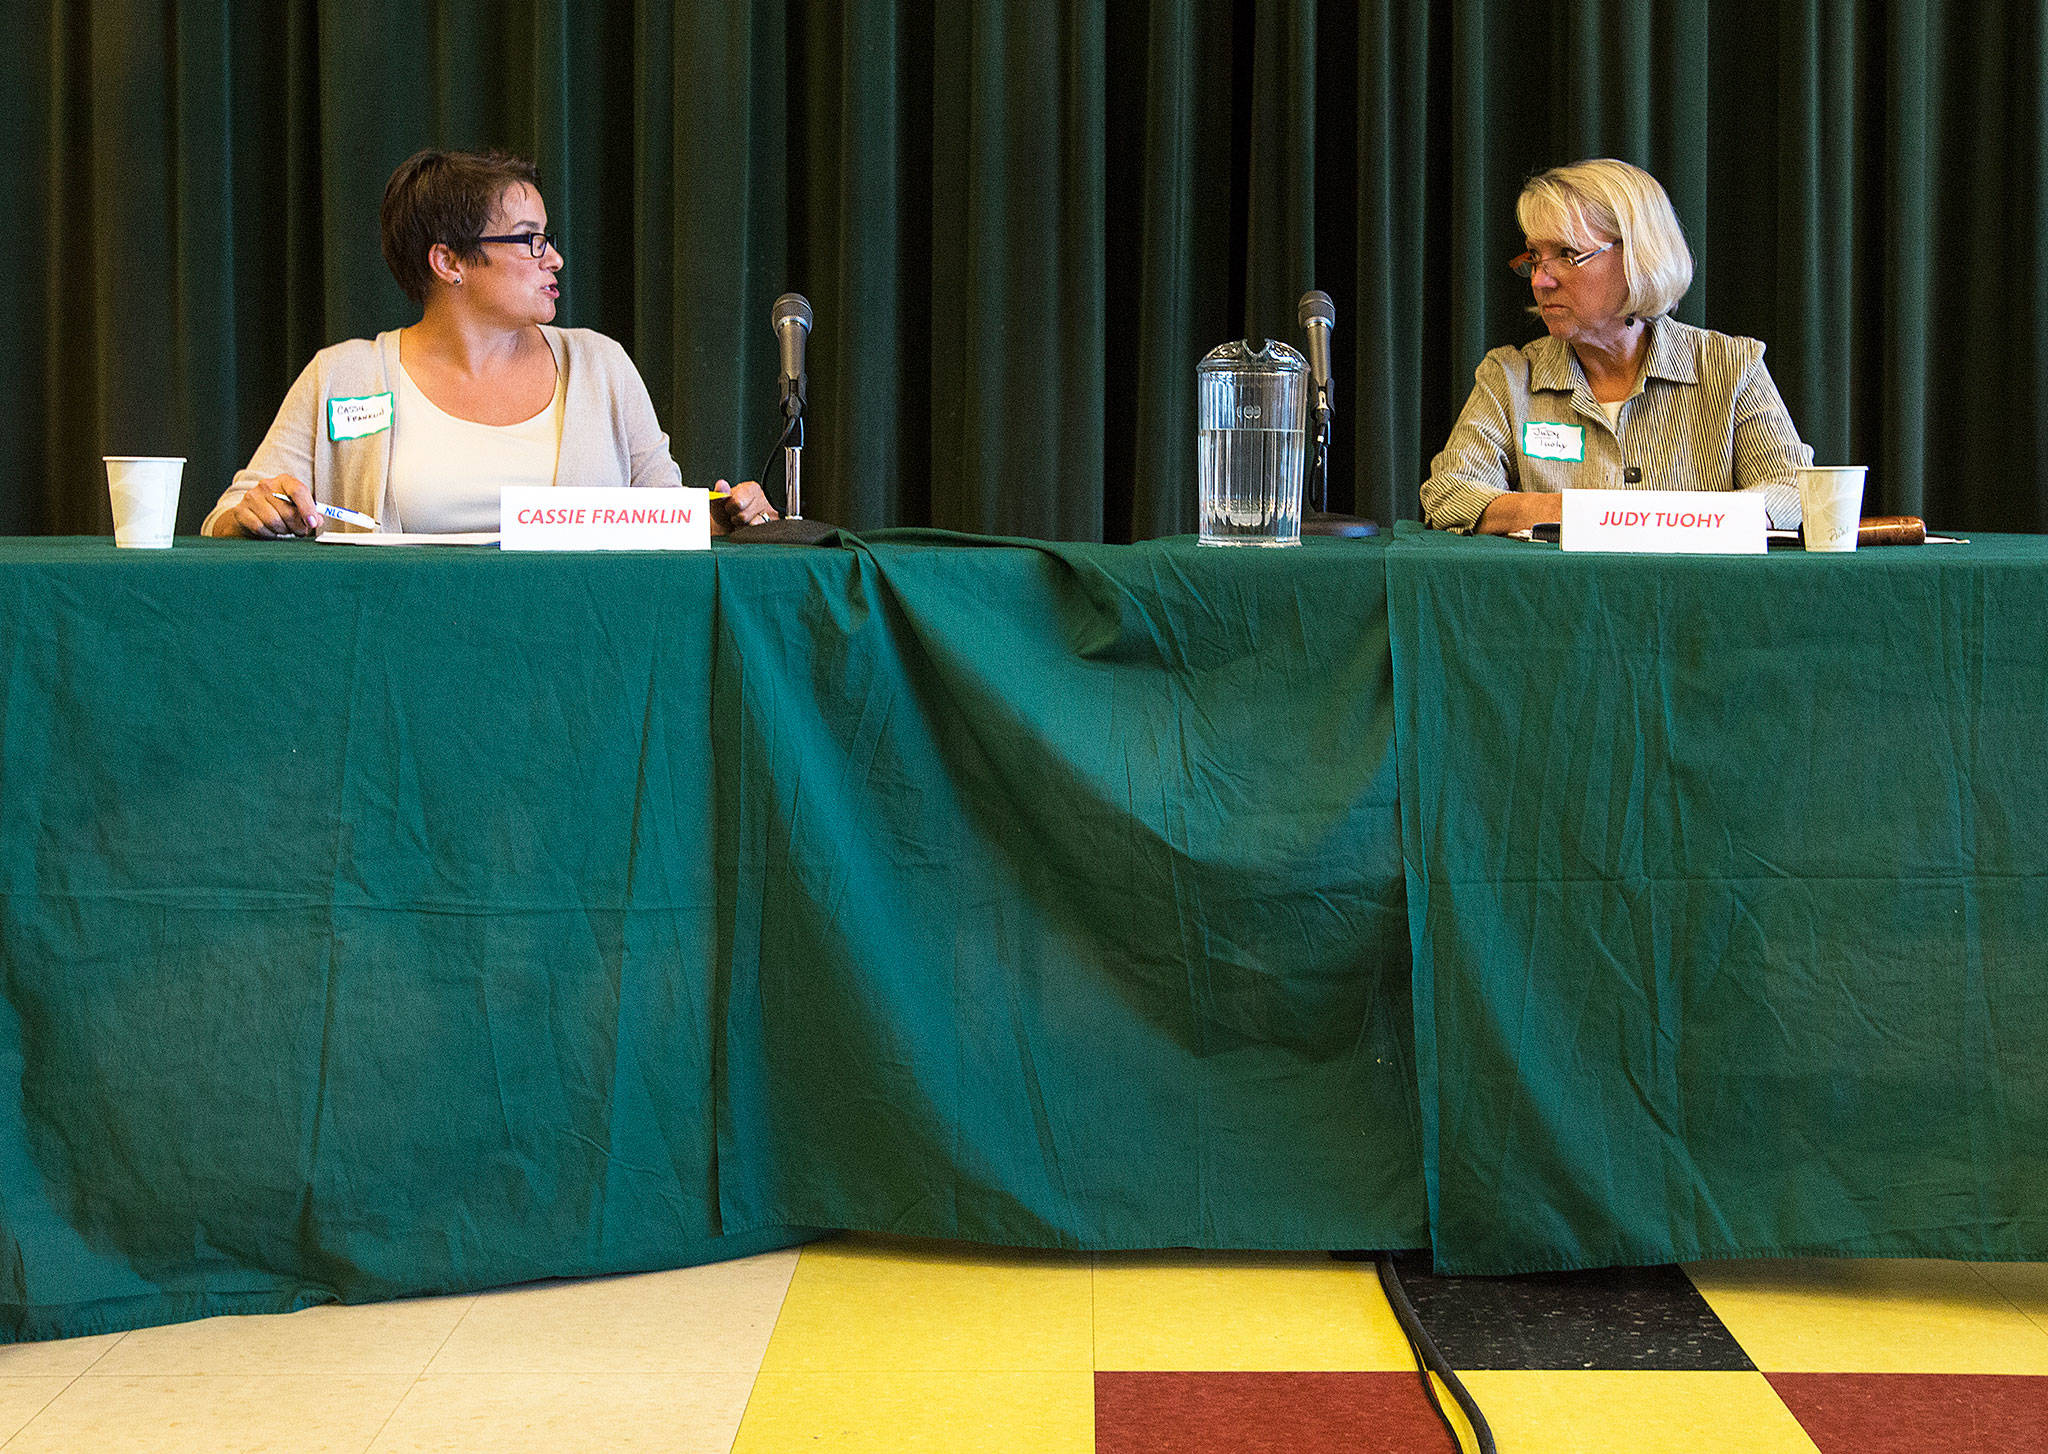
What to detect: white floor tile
<box><xmin>367</xmin><ymin>1372</ymin><xmax>754</xmax><ymax>1454</ymax></box>
<box><xmin>4</xmin><ymin>1374</ymin><xmax>413</xmax><ymax>1454</ymax></box>
<box><xmin>426</xmin><ymin>1252</ymin><xmax>798</xmax><ymax>1375</ymax></box>
<box><xmin>0</xmin><ymin>1332</ymin><xmax>123</xmax><ymax>1377</ymax></box>
<box><xmin>89</xmin><ymin>1295</ymin><xmax>476</xmax><ymax>1378</ymax></box>
<box><xmin>0</xmin><ymin>1378</ymin><xmax>73</xmax><ymax>1442</ymax></box>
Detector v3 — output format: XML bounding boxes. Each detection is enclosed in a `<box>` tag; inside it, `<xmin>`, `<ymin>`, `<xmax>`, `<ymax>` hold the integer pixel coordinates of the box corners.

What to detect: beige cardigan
<box><xmin>204</xmin><ymin>326</ymin><xmax>683</xmax><ymax>534</ymax></box>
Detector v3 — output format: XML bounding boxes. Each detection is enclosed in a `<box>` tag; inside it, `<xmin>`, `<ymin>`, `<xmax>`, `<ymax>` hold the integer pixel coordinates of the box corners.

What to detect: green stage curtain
<box><xmin>4</xmin><ymin>2</ymin><xmax>2043</xmax><ymax>541</ymax></box>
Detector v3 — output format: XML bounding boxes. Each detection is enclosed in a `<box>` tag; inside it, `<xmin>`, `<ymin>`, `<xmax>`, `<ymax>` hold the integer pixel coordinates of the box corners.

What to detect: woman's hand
<box><xmin>712</xmin><ymin>479</ymin><xmax>779</xmax><ymax>533</ymax></box>
<box><xmin>207</xmin><ymin>476</ymin><xmax>321</xmax><ymax>539</ymax></box>
<box><xmin>1474</xmin><ymin>490</ymin><xmax>1564</xmax><ymax>536</ymax></box>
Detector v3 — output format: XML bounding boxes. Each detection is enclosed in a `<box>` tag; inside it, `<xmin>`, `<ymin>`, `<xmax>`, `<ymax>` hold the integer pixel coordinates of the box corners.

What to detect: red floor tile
<box><xmin>1095</xmin><ymin>1371</ymin><xmax>1455</xmax><ymax>1454</ymax></box>
<box><xmin>1767</xmin><ymin>1372</ymin><xmax>2048</xmax><ymax>1454</ymax></box>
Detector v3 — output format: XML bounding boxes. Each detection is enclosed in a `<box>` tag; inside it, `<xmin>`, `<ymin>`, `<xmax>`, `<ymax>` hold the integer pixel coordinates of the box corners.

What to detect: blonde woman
<box><xmin>1423</xmin><ymin>158</ymin><xmax>1811</xmax><ymax>534</ymax></box>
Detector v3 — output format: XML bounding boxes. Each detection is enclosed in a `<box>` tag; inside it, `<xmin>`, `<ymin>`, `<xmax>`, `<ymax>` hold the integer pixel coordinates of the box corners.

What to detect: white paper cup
<box><xmin>1797</xmin><ymin>465</ymin><xmax>1866</xmax><ymax>552</ymax></box>
<box><xmin>105</xmin><ymin>457</ymin><xmax>186</xmax><ymax>548</ymax></box>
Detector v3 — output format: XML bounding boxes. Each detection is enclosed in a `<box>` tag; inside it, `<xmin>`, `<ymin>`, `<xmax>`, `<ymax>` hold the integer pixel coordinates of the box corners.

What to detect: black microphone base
<box><xmin>1303</xmin><ymin>510</ymin><xmax>1379</xmax><ymax>538</ymax></box>
<box><xmin>726</xmin><ymin>516</ymin><xmax>838</xmax><ymax>546</ymax></box>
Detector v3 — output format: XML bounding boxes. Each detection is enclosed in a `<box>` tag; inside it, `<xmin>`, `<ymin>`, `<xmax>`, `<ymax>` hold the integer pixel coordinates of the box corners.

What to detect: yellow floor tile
<box><xmin>89</xmin><ymin>1293</ymin><xmax>475</xmax><ymax>1377</ymax></box>
<box><xmin>1686</xmin><ymin>1258</ymin><xmax>2048</xmax><ymax>1373</ymax></box>
<box><xmin>733</xmin><ymin>1370</ymin><xmax>1092</xmax><ymax>1454</ymax></box>
<box><xmin>428</xmin><ymin>1249</ymin><xmax>799</xmax><ymax>1374</ymax></box>
<box><xmin>757</xmin><ymin>1236</ymin><xmax>1091</xmax><ymax>1373</ymax></box>
<box><xmin>3</xmin><ymin>1374</ymin><xmax>414</xmax><ymax>1454</ymax></box>
<box><xmin>0</xmin><ymin>1379</ymin><xmax>73</xmax><ymax>1442</ymax></box>
<box><xmin>367</xmin><ymin>1372</ymin><xmax>755</xmax><ymax>1453</ymax></box>
<box><xmin>1458</xmin><ymin>1370</ymin><xmax>1820</xmax><ymax>1454</ymax></box>
<box><xmin>1974</xmin><ymin>1260</ymin><xmax>2048</xmax><ymax>1331</ymax></box>
<box><xmin>1091</xmin><ymin>1250</ymin><xmax>1414</xmax><ymax>1370</ymax></box>
<box><xmin>0</xmin><ymin>1331</ymin><xmax>123</xmax><ymax>1376</ymax></box>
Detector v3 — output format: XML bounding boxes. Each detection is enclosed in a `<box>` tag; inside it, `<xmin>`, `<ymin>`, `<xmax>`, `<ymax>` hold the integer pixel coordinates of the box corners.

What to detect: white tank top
<box><xmin>390</xmin><ymin>361</ymin><xmax>566</xmax><ymax>532</ymax></box>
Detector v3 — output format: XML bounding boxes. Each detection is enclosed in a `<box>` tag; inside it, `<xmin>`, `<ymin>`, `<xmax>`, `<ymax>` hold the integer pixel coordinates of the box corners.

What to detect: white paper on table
<box><xmin>313</xmin><ymin>532</ymin><xmax>500</xmax><ymax>546</ymax></box>
<box><xmin>1561</xmin><ymin>489</ymin><xmax>1766</xmax><ymax>553</ymax></box>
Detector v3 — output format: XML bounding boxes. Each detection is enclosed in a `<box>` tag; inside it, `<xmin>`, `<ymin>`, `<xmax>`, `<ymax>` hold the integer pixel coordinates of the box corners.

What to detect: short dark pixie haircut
<box><xmin>380</xmin><ymin>149</ymin><xmax>542</xmax><ymax>305</ymax></box>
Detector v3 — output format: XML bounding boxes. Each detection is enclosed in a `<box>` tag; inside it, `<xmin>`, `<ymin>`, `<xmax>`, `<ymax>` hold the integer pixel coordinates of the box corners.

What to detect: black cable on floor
<box><xmin>1373</xmin><ymin>1253</ymin><xmax>1498</xmax><ymax>1454</ymax></box>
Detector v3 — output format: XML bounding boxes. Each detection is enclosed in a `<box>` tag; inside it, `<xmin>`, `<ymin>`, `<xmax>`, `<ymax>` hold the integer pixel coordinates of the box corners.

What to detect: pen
<box><xmin>272</xmin><ymin>494</ymin><xmax>379</xmax><ymax>530</ymax></box>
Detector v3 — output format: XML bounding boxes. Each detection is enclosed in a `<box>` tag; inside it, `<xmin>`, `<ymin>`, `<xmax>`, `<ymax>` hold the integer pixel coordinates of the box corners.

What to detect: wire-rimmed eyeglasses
<box><xmin>1508</xmin><ymin>238</ymin><xmax>1617</xmax><ymax>278</ymax></box>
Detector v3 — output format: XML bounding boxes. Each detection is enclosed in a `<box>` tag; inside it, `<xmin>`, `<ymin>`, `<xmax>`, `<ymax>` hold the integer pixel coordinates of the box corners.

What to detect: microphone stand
<box><xmin>1309</xmin><ymin>388</ymin><xmax>1332</xmax><ymax>511</ymax></box>
<box><xmin>730</xmin><ymin>349</ymin><xmax>836</xmax><ymax>546</ymax></box>
<box><xmin>784</xmin><ymin>412</ymin><xmax>805</xmax><ymax>521</ymax></box>
<box><xmin>1301</xmin><ymin>382</ymin><xmax>1376</xmax><ymax>538</ymax></box>
<box><xmin>1297</xmin><ymin>289</ymin><xmax>1378</xmax><ymax>540</ymax></box>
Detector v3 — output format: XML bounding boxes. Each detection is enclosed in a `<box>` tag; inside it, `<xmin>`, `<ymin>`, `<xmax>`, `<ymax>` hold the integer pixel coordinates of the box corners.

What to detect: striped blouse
<box><xmin>1421</xmin><ymin>317</ymin><xmax>1812</xmax><ymax>533</ymax></box>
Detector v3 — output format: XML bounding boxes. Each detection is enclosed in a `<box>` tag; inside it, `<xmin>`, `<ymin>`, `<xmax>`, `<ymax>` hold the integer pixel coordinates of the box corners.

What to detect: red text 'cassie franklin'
<box><xmin>513</xmin><ymin>506</ymin><xmax>697</xmax><ymax>527</ymax></box>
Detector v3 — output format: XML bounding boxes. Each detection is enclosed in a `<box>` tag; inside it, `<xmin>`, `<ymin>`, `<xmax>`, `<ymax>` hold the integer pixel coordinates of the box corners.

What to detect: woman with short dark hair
<box><xmin>205</xmin><ymin>148</ymin><xmax>776</xmax><ymax>537</ymax></box>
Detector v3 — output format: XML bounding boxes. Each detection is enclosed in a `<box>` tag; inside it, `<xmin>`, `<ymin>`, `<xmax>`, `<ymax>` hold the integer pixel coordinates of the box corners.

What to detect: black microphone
<box><xmin>772</xmin><ymin>293</ymin><xmax>811</xmax><ymax>419</ymax></box>
<box><xmin>1298</xmin><ymin>290</ymin><xmax>1335</xmax><ymax>421</ymax></box>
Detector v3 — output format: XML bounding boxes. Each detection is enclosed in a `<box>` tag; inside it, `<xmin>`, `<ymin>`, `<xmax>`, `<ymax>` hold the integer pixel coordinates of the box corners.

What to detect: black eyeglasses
<box><xmin>476</xmin><ymin>231</ymin><xmax>559</xmax><ymax>258</ymax></box>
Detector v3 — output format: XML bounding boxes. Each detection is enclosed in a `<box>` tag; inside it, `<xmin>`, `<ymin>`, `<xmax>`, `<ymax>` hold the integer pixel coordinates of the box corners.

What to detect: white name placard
<box><xmin>500</xmin><ymin>487</ymin><xmax>711</xmax><ymax>551</ymax></box>
<box><xmin>1561</xmin><ymin>489</ymin><xmax>1766</xmax><ymax>555</ymax></box>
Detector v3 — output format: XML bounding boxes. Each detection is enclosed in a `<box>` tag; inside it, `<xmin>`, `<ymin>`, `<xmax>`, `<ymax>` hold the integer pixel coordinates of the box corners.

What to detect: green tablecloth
<box><xmin>8</xmin><ymin>523</ymin><xmax>2047</xmax><ymax>1339</ymax></box>
<box><xmin>713</xmin><ymin>532</ymin><xmax>1423</xmax><ymax>1250</ymax></box>
<box><xmin>0</xmin><ymin>535</ymin><xmax>1425</xmax><ymax>1342</ymax></box>
<box><xmin>1386</xmin><ymin>521</ymin><xmax>2048</xmax><ymax>1273</ymax></box>
<box><xmin>0</xmin><ymin>540</ymin><xmax>805</xmax><ymax>1340</ymax></box>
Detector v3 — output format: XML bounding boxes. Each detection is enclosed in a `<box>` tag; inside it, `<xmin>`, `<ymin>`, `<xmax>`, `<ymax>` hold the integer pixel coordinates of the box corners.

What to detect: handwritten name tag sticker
<box><xmin>328</xmin><ymin>393</ymin><xmax>394</xmax><ymax>442</ymax></box>
<box><xmin>1561</xmin><ymin>488</ymin><xmax>1766</xmax><ymax>554</ymax></box>
<box><xmin>1522</xmin><ymin>421</ymin><xmax>1584</xmax><ymax>462</ymax></box>
<box><xmin>500</xmin><ymin>486</ymin><xmax>711</xmax><ymax>551</ymax></box>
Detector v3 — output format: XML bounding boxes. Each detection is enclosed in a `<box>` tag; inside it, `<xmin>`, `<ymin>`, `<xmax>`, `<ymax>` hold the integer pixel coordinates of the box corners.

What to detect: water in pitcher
<box><xmin>1198</xmin><ymin>426</ymin><xmax>1305</xmax><ymax>544</ymax></box>
<box><xmin>1197</xmin><ymin>339</ymin><xmax>1307</xmax><ymax>546</ymax></box>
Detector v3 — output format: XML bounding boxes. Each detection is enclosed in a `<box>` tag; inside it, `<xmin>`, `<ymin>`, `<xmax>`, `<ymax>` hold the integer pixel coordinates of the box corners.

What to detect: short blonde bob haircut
<box><xmin>1517</xmin><ymin>158</ymin><xmax>1693</xmax><ymax>320</ymax></box>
